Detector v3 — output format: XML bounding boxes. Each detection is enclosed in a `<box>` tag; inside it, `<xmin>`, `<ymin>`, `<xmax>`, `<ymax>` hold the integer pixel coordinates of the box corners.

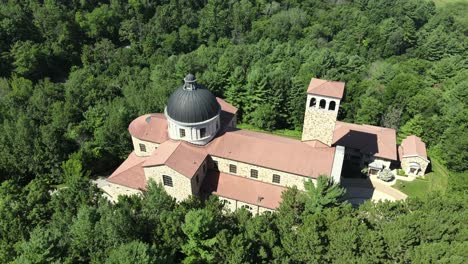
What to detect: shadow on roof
<box><xmin>334</xmin><ymin>130</ymin><xmax>379</xmax><ymax>155</ymax></box>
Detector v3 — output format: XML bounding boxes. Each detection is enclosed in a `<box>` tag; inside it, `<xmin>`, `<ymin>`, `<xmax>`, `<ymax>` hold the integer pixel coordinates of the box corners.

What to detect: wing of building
<box><xmin>102</xmin><ymin>74</ymin><xmax>428</xmax><ymax>214</ymax></box>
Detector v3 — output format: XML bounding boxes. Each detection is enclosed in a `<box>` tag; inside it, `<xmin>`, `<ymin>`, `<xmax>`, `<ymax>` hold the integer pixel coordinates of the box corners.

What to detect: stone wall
<box><xmin>211</xmin><ymin>156</ymin><xmax>315</xmax><ymax>191</ymax></box>
<box><xmin>100</xmin><ymin>181</ymin><xmax>142</xmax><ymax>203</ymax></box>
<box><xmin>144</xmin><ymin>165</ymin><xmax>198</xmax><ymax>201</ymax></box>
<box><xmin>218</xmin><ymin>196</ymin><xmax>273</xmax><ymax>215</ymax></box>
<box><xmin>301</xmin><ymin>108</ymin><xmax>337</xmax><ymax>146</ymax></box>
<box><xmin>132</xmin><ymin>136</ymin><xmax>160</xmax><ymax>157</ymax></box>
<box><xmin>401</xmin><ymin>156</ymin><xmax>429</xmax><ymax>176</ymax></box>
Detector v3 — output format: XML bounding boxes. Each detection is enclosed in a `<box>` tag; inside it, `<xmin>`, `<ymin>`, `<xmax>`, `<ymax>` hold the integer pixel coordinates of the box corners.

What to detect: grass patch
<box><xmin>394</xmin><ymin>157</ymin><xmax>449</xmax><ymax>197</ymax></box>
<box><xmin>433</xmin><ymin>0</ymin><xmax>467</xmax><ymax>8</ymax></box>
<box><xmin>237</xmin><ymin>123</ymin><xmax>302</xmax><ymax>140</ymax></box>
<box><xmin>396</xmin><ymin>169</ymin><xmax>407</xmax><ymax>177</ymax></box>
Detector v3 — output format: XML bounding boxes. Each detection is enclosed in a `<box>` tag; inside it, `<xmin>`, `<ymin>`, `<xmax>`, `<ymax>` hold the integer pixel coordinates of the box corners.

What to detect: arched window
<box><xmin>329</xmin><ymin>101</ymin><xmax>336</xmax><ymax>111</ymax></box>
<box><xmin>162</xmin><ymin>175</ymin><xmax>173</xmax><ymax>187</ymax></box>
<box><xmin>241</xmin><ymin>205</ymin><xmax>252</xmax><ymax>211</ymax></box>
<box><xmin>319</xmin><ymin>99</ymin><xmax>326</xmax><ymax>109</ymax></box>
<box><xmin>309</xmin><ymin>97</ymin><xmax>316</xmax><ymax>107</ymax></box>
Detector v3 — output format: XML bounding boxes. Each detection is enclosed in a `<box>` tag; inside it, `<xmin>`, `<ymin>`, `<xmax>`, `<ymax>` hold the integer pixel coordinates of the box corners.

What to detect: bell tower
<box><xmin>301</xmin><ymin>78</ymin><xmax>345</xmax><ymax>146</ymax></box>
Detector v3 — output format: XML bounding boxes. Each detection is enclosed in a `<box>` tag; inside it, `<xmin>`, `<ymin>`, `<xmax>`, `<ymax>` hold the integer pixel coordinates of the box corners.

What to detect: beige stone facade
<box><xmin>144</xmin><ymin>162</ymin><xmax>207</xmax><ymax>201</ymax></box>
<box><xmin>301</xmin><ymin>108</ymin><xmax>337</xmax><ymax>146</ymax></box>
<box><xmin>219</xmin><ymin>196</ymin><xmax>274</xmax><ymax>215</ymax></box>
<box><xmin>132</xmin><ymin>136</ymin><xmax>160</xmax><ymax>157</ymax></box>
<box><xmin>211</xmin><ymin>156</ymin><xmax>315</xmax><ymax>191</ymax></box>
<box><xmin>100</xmin><ymin>182</ymin><xmax>142</xmax><ymax>203</ymax></box>
<box><xmin>401</xmin><ymin>156</ymin><xmax>429</xmax><ymax>176</ymax></box>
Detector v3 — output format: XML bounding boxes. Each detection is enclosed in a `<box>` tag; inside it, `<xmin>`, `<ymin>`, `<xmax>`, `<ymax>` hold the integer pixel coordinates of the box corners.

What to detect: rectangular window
<box><xmin>162</xmin><ymin>175</ymin><xmax>173</xmax><ymax>187</ymax></box>
<box><xmin>203</xmin><ymin>164</ymin><xmax>206</xmax><ymax>172</ymax></box>
<box><xmin>229</xmin><ymin>164</ymin><xmax>237</xmax><ymax>174</ymax></box>
<box><xmin>200</xmin><ymin>128</ymin><xmax>206</xmax><ymax>138</ymax></box>
<box><xmin>195</xmin><ymin>174</ymin><xmax>199</xmax><ymax>184</ymax></box>
<box><xmin>272</xmin><ymin>174</ymin><xmax>281</xmax><ymax>184</ymax></box>
<box><xmin>139</xmin><ymin>143</ymin><xmax>146</xmax><ymax>152</ymax></box>
<box><xmin>179</xmin><ymin>128</ymin><xmax>186</xmax><ymax>138</ymax></box>
<box><xmin>250</xmin><ymin>169</ymin><xmax>258</xmax><ymax>178</ymax></box>
<box><xmin>213</xmin><ymin>160</ymin><xmax>219</xmax><ymax>171</ymax></box>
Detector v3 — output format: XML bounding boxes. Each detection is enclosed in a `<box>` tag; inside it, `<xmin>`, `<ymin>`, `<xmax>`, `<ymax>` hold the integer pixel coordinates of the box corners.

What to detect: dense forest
<box><xmin>0</xmin><ymin>0</ymin><xmax>466</xmax><ymax>263</ymax></box>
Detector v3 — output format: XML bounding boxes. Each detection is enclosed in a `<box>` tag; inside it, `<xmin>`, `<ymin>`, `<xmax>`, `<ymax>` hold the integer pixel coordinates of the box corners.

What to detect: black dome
<box><xmin>166</xmin><ymin>76</ymin><xmax>221</xmax><ymax>123</ymax></box>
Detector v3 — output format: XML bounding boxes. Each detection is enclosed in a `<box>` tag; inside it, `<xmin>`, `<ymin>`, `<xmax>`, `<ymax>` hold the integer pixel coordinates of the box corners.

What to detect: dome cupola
<box><xmin>166</xmin><ymin>74</ymin><xmax>221</xmax><ymax>123</ymax></box>
<box><xmin>165</xmin><ymin>74</ymin><xmax>221</xmax><ymax>145</ymax></box>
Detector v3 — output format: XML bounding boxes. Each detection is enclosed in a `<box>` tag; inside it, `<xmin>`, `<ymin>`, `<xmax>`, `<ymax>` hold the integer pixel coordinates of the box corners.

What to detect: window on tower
<box><xmin>179</xmin><ymin>128</ymin><xmax>186</xmax><ymax>138</ymax></box>
<box><xmin>309</xmin><ymin>97</ymin><xmax>316</xmax><ymax>107</ymax></box>
<box><xmin>319</xmin><ymin>99</ymin><xmax>326</xmax><ymax>109</ymax></box>
<box><xmin>329</xmin><ymin>101</ymin><xmax>336</xmax><ymax>111</ymax></box>
<box><xmin>200</xmin><ymin>128</ymin><xmax>206</xmax><ymax>138</ymax></box>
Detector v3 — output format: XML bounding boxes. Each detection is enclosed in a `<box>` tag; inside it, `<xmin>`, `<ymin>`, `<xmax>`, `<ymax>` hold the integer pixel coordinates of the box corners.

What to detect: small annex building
<box><xmin>102</xmin><ymin>75</ymin><xmax>428</xmax><ymax>214</ymax></box>
<box><xmin>399</xmin><ymin>135</ymin><xmax>430</xmax><ymax>176</ymax></box>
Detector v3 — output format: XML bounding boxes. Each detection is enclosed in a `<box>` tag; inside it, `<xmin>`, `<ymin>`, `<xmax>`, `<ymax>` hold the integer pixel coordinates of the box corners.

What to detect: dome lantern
<box><xmin>183</xmin><ymin>73</ymin><xmax>197</xmax><ymax>90</ymax></box>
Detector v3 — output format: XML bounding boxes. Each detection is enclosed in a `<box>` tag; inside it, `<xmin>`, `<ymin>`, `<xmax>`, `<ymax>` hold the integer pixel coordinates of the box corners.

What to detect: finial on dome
<box><xmin>183</xmin><ymin>73</ymin><xmax>197</xmax><ymax>90</ymax></box>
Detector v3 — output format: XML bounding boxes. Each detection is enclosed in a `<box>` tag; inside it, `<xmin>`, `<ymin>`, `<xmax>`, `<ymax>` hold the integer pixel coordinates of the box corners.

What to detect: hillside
<box><xmin>0</xmin><ymin>0</ymin><xmax>466</xmax><ymax>262</ymax></box>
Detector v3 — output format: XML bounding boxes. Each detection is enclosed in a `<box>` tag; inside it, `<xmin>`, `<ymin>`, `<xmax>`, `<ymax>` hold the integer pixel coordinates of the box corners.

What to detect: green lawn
<box><xmin>394</xmin><ymin>157</ymin><xmax>449</xmax><ymax>198</ymax></box>
<box><xmin>433</xmin><ymin>0</ymin><xmax>467</xmax><ymax>7</ymax></box>
<box><xmin>237</xmin><ymin>123</ymin><xmax>302</xmax><ymax>140</ymax></box>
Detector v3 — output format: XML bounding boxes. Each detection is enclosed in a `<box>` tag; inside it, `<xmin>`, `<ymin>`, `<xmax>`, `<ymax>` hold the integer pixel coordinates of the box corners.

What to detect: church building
<box><xmin>101</xmin><ymin>74</ymin><xmax>429</xmax><ymax>214</ymax></box>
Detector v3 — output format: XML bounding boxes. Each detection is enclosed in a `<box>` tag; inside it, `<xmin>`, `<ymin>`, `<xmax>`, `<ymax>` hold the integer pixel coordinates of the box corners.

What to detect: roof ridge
<box><xmin>164</xmin><ymin>141</ymin><xmax>183</xmax><ymax>163</ymax></box>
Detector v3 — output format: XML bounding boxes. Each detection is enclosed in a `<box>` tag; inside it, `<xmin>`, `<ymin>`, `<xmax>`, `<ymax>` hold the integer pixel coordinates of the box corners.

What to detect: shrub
<box><xmin>397</xmin><ymin>169</ymin><xmax>407</xmax><ymax>177</ymax></box>
<box><xmin>378</xmin><ymin>168</ymin><xmax>395</xmax><ymax>182</ymax></box>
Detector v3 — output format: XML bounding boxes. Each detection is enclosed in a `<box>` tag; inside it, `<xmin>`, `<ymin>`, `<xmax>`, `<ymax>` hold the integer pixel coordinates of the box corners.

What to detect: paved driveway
<box><xmin>341</xmin><ymin>178</ymin><xmax>407</xmax><ymax>205</ymax></box>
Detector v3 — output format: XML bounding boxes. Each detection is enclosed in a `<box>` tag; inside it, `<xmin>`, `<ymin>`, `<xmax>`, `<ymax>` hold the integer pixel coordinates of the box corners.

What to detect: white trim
<box><xmin>331</xmin><ymin>146</ymin><xmax>345</xmax><ymax>183</ymax></box>
<box><xmin>164</xmin><ymin>107</ymin><xmax>220</xmax><ymax>126</ymax></box>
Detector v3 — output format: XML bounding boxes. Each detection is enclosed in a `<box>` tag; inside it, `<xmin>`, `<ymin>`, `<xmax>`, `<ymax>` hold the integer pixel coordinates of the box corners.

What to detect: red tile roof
<box><xmin>400</xmin><ymin>135</ymin><xmax>428</xmax><ymax>159</ymax></box>
<box><xmin>216</xmin><ymin>97</ymin><xmax>238</xmax><ymax>114</ymax></box>
<box><xmin>333</xmin><ymin>121</ymin><xmax>397</xmax><ymax>160</ymax></box>
<box><xmin>143</xmin><ymin>140</ymin><xmax>207</xmax><ymax>178</ymax></box>
<box><xmin>129</xmin><ymin>113</ymin><xmax>169</xmax><ymax>143</ymax></box>
<box><xmin>207</xmin><ymin>129</ymin><xmax>335</xmax><ymax>178</ymax></box>
<box><xmin>303</xmin><ymin>140</ymin><xmax>329</xmax><ymax>148</ymax></box>
<box><xmin>307</xmin><ymin>78</ymin><xmax>345</xmax><ymax>99</ymax></box>
<box><xmin>107</xmin><ymin>151</ymin><xmax>148</xmax><ymax>190</ymax></box>
<box><xmin>129</xmin><ymin>98</ymin><xmax>237</xmax><ymax>143</ymax></box>
<box><xmin>203</xmin><ymin>171</ymin><xmax>286</xmax><ymax>209</ymax></box>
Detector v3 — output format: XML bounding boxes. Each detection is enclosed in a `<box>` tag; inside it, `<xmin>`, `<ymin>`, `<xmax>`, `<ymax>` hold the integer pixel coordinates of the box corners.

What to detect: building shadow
<box><xmin>340</xmin><ymin>177</ymin><xmax>375</xmax><ymax>206</ymax></box>
<box><xmin>334</xmin><ymin>130</ymin><xmax>379</xmax><ymax>157</ymax></box>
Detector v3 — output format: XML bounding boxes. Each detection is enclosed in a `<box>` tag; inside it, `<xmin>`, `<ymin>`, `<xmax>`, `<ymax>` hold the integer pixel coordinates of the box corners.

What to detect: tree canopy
<box><xmin>0</xmin><ymin>0</ymin><xmax>466</xmax><ymax>262</ymax></box>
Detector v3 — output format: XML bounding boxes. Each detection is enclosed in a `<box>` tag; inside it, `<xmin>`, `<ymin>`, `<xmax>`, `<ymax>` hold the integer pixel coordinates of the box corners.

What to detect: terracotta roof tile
<box><xmin>129</xmin><ymin>98</ymin><xmax>237</xmax><ymax>144</ymax></box>
<box><xmin>203</xmin><ymin>171</ymin><xmax>286</xmax><ymax>209</ymax></box>
<box><xmin>216</xmin><ymin>97</ymin><xmax>238</xmax><ymax>114</ymax></box>
<box><xmin>129</xmin><ymin>113</ymin><xmax>169</xmax><ymax>143</ymax></box>
<box><xmin>207</xmin><ymin>129</ymin><xmax>335</xmax><ymax>178</ymax></box>
<box><xmin>107</xmin><ymin>151</ymin><xmax>148</xmax><ymax>190</ymax></box>
<box><xmin>303</xmin><ymin>140</ymin><xmax>329</xmax><ymax>148</ymax></box>
<box><xmin>143</xmin><ymin>141</ymin><xmax>207</xmax><ymax>178</ymax></box>
<box><xmin>307</xmin><ymin>78</ymin><xmax>345</xmax><ymax>99</ymax></box>
<box><xmin>333</xmin><ymin>121</ymin><xmax>397</xmax><ymax>160</ymax></box>
<box><xmin>400</xmin><ymin>135</ymin><xmax>427</xmax><ymax>159</ymax></box>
